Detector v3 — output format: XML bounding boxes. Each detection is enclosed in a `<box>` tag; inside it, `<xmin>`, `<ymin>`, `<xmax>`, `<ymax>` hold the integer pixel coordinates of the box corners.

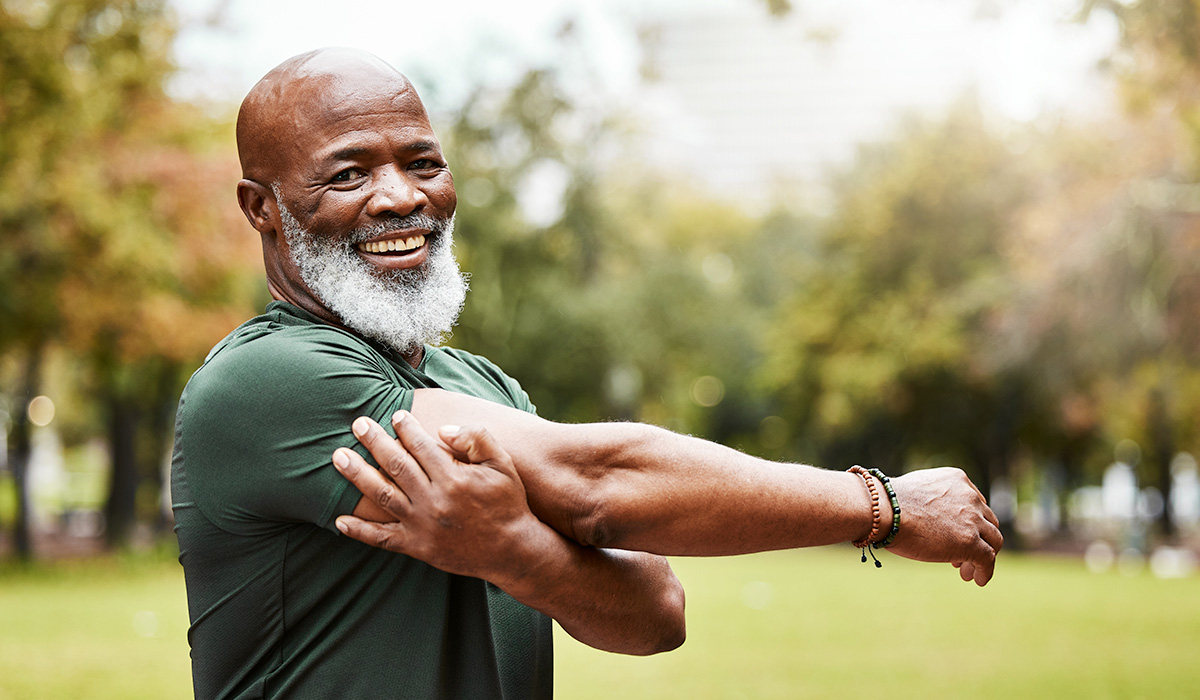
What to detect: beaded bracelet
<box><xmin>867</xmin><ymin>468</ymin><xmax>901</xmax><ymax>548</ymax></box>
<box><xmin>847</xmin><ymin>466</ymin><xmax>883</xmax><ymax>567</ymax></box>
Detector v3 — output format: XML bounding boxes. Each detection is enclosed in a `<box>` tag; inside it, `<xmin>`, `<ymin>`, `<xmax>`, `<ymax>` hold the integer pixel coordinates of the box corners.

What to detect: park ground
<box><xmin>0</xmin><ymin>545</ymin><xmax>1197</xmax><ymax>699</ymax></box>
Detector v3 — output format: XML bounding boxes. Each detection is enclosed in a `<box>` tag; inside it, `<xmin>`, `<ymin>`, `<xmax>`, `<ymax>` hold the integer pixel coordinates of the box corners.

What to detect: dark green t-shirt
<box><xmin>171</xmin><ymin>301</ymin><xmax>553</xmax><ymax>700</ymax></box>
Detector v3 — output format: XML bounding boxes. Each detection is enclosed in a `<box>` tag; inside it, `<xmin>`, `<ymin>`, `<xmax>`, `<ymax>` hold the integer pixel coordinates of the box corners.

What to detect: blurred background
<box><xmin>2</xmin><ymin>0</ymin><xmax>1200</xmax><ymax>697</ymax></box>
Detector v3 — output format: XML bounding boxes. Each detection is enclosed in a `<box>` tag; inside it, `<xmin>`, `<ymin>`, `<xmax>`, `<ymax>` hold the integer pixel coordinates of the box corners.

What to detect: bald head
<box><xmin>236</xmin><ymin>48</ymin><xmax>421</xmax><ymax>184</ymax></box>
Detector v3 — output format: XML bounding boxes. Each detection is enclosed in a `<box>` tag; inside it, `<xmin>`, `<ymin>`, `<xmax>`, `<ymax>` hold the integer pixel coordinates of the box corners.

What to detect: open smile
<box><xmin>354</xmin><ymin>233</ymin><xmax>431</xmax><ymax>271</ymax></box>
<box><xmin>357</xmin><ymin>234</ymin><xmax>426</xmax><ymax>254</ymax></box>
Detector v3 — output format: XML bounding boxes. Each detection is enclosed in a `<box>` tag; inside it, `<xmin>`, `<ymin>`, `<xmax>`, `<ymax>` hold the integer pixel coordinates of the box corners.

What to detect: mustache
<box><xmin>346</xmin><ymin>212</ymin><xmax>453</xmax><ymax>246</ymax></box>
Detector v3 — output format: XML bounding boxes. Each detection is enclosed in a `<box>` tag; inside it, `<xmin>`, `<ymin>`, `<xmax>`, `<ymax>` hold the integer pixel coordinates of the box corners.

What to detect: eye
<box><xmin>409</xmin><ymin>159</ymin><xmax>444</xmax><ymax>172</ymax></box>
<box><xmin>331</xmin><ymin>168</ymin><xmax>366</xmax><ymax>184</ymax></box>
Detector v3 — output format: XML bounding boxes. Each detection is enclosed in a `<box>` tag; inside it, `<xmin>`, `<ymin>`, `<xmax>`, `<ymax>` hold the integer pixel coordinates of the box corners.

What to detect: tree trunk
<box><xmin>7</xmin><ymin>344</ymin><xmax>43</xmax><ymax>560</ymax></box>
<box><xmin>144</xmin><ymin>363</ymin><xmax>181</xmax><ymax>533</ymax></box>
<box><xmin>103</xmin><ymin>393</ymin><xmax>141</xmax><ymax>549</ymax></box>
<box><xmin>1147</xmin><ymin>387</ymin><xmax>1175</xmax><ymax>538</ymax></box>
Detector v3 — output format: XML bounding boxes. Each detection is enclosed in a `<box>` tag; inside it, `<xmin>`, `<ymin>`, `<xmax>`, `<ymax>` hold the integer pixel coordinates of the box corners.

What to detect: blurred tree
<box><xmin>1067</xmin><ymin>0</ymin><xmax>1200</xmax><ymax>536</ymax></box>
<box><xmin>1082</xmin><ymin>0</ymin><xmax>1200</xmax><ymax>165</ymax></box>
<box><xmin>759</xmin><ymin>101</ymin><xmax>1042</xmax><ymax>494</ymax></box>
<box><xmin>439</xmin><ymin>63</ymin><xmax>795</xmax><ymax>444</ymax></box>
<box><xmin>59</xmin><ymin>104</ymin><xmax>257</xmax><ymax>546</ymax></box>
<box><xmin>1</xmin><ymin>0</ymin><xmax>257</xmax><ymax>553</ymax></box>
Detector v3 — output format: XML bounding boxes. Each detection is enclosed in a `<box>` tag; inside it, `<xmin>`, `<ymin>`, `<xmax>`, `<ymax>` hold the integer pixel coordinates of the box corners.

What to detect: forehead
<box><xmin>283</xmin><ymin>74</ymin><xmax>438</xmax><ymax>171</ymax></box>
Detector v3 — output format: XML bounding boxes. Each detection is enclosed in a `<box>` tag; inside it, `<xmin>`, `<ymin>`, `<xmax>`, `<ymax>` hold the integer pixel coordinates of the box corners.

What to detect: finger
<box><xmin>335</xmin><ymin>515</ymin><xmax>410</xmax><ymax>554</ymax></box>
<box><xmin>393</xmin><ymin>410</ymin><xmax>458</xmax><ymax>480</ymax></box>
<box><xmin>353</xmin><ymin>415</ymin><xmax>430</xmax><ymax>486</ymax></box>
<box><xmin>439</xmin><ymin>424</ymin><xmax>516</xmax><ymax>475</ymax></box>
<box><xmin>981</xmin><ymin>521</ymin><xmax>1004</xmax><ymax>553</ymax></box>
<box><xmin>958</xmin><ymin>561</ymin><xmax>975</xmax><ymax>582</ymax></box>
<box><xmin>970</xmin><ymin>539</ymin><xmax>996</xmax><ymax>586</ymax></box>
<box><xmin>979</xmin><ymin>500</ymin><xmax>1001</xmax><ymax>530</ymax></box>
<box><xmin>973</xmin><ymin>557</ymin><xmax>994</xmax><ymax>587</ymax></box>
<box><xmin>333</xmin><ymin>447</ymin><xmax>412</xmax><ymax>516</ymax></box>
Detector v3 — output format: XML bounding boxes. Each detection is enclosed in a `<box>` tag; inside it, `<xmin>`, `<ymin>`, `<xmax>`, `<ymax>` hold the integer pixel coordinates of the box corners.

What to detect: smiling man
<box><xmin>172</xmin><ymin>48</ymin><xmax>1001</xmax><ymax>700</ymax></box>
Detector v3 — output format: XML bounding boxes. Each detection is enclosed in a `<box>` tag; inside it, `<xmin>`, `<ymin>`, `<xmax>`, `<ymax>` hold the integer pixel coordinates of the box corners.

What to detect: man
<box><xmin>173</xmin><ymin>47</ymin><xmax>1001</xmax><ymax>700</ymax></box>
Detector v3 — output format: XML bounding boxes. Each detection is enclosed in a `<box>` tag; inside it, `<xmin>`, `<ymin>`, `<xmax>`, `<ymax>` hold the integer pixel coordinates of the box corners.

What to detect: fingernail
<box><xmin>393</xmin><ymin>410</ymin><xmax>408</xmax><ymax>424</ymax></box>
<box><xmin>441</xmin><ymin>425</ymin><xmax>461</xmax><ymax>436</ymax></box>
<box><xmin>352</xmin><ymin>417</ymin><xmax>370</xmax><ymax>437</ymax></box>
<box><xmin>332</xmin><ymin>450</ymin><xmax>349</xmax><ymax>469</ymax></box>
<box><xmin>335</xmin><ymin>518</ymin><xmax>349</xmax><ymax>534</ymax></box>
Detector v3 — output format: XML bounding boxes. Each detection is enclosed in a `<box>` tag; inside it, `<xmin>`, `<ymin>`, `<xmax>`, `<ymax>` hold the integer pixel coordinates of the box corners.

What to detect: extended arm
<box><xmin>334</xmin><ymin>412</ymin><xmax>685</xmax><ymax>656</ymax></box>
<box><xmin>351</xmin><ymin>388</ymin><xmax>1002</xmax><ymax>585</ymax></box>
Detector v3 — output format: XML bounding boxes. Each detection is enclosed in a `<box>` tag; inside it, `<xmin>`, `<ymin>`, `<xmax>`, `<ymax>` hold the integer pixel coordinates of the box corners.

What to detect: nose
<box><xmin>365</xmin><ymin>165</ymin><xmax>429</xmax><ymax>218</ymax></box>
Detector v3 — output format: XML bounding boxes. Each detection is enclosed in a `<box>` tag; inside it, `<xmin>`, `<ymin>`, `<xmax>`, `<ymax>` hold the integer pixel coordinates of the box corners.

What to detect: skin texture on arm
<box><xmin>340</xmin><ymin>388</ymin><xmax>1003</xmax><ymax>586</ymax></box>
<box><xmin>336</xmin><ymin>412</ymin><xmax>686</xmax><ymax>656</ymax></box>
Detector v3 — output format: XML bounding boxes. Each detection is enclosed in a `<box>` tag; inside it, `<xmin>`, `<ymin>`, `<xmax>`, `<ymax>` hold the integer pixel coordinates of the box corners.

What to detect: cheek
<box><xmin>305</xmin><ymin>193</ymin><xmax>368</xmax><ymax>232</ymax></box>
<box><xmin>428</xmin><ymin>175</ymin><xmax>457</xmax><ymax>215</ymax></box>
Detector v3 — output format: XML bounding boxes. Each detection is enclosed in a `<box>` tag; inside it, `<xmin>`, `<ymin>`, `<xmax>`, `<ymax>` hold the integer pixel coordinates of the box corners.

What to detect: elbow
<box><xmin>626</xmin><ymin>562</ymin><xmax>687</xmax><ymax>656</ymax></box>
<box><xmin>615</xmin><ymin>578</ymin><xmax>685</xmax><ymax>657</ymax></box>
<box><xmin>648</xmin><ymin>576</ymin><xmax>688</xmax><ymax>655</ymax></box>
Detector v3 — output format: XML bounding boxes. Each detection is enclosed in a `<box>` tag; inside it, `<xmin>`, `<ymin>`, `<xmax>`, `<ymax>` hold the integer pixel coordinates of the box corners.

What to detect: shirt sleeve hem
<box><xmin>320</xmin><ymin>479</ymin><xmax>363</xmax><ymax>532</ymax></box>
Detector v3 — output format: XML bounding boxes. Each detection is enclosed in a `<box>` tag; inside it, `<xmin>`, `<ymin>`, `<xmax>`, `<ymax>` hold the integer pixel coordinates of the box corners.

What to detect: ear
<box><xmin>237</xmin><ymin>179</ymin><xmax>278</xmax><ymax>235</ymax></box>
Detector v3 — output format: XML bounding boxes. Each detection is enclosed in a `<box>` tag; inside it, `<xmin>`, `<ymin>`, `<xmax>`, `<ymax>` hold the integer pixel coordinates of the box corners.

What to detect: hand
<box><xmin>332</xmin><ymin>410</ymin><xmax>544</xmax><ymax>587</ymax></box>
<box><xmin>884</xmin><ymin>467</ymin><xmax>1003</xmax><ymax>586</ymax></box>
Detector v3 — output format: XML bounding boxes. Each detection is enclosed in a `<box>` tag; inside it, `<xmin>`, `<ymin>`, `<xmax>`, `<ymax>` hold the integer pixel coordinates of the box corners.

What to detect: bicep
<box><xmin>185</xmin><ymin>341</ymin><xmax>412</xmax><ymax>533</ymax></box>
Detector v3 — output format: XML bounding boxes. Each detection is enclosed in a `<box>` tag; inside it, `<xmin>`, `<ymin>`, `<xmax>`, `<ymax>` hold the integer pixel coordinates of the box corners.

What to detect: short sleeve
<box><xmin>424</xmin><ymin>347</ymin><xmax>538</xmax><ymax>416</ymax></box>
<box><xmin>179</xmin><ymin>329</ymin><xmax>412</xmax><ymax>536</ymax></box>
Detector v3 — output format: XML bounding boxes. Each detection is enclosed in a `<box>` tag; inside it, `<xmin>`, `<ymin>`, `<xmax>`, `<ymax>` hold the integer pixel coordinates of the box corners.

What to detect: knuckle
<box><xmin>429</xmin><ymin>496</ymin><xmax>454</xmax><ymax>522</ymax></box>
<box><xmin>382</xmin><ymin>456</ymin><xmax>409</xmax><ymax>480</ymax></box>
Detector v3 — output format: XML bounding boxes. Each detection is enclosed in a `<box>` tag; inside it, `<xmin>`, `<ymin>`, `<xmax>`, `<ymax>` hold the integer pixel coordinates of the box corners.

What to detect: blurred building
<box><xmin>628</xmin><ymin>0</ymin><xmax>1115</xmax><ymax>207</ymax></box>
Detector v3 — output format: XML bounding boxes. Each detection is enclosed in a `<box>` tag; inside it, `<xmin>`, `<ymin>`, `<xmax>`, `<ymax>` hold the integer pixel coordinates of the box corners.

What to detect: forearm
<box><xmin>496</xmin><ymin>524</ymin><xmax>685</xmax><ymax>655</ymax></box>
<box><xmin>410</xmin><ymin>390</ymin><xmax>875</xmax><ymax>556</ymax></box>
<box><xmin>406</xmin><ymin>389</ymin><xmax>1001</xmax><ymax>584</ymax></box>
<box><xmin>548</xmin><ymin>423</ymin><xmax>874</xmax><ymax>555</ymax></box>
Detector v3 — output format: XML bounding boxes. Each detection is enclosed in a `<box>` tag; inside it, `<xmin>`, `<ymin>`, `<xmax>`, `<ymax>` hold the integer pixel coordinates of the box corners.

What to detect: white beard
<box><xmin>277</xmin><ymin>199</ymin><xmax>469</xmax><ymax>357</ymax></box>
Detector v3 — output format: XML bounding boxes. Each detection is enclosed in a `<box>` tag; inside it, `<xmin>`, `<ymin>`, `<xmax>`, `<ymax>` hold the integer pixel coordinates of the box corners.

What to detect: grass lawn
<box><xmin>1</xmin><ymin>547</ymin><xmax>1197</xmax><ymax>699</ymax></box>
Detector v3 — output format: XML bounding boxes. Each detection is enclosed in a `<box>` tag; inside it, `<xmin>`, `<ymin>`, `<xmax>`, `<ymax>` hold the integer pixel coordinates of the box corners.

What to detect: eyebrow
<box><xmin>325</xmin><ymin>140</ymin><xmax>441</xmax><ymax>163</ymax></box>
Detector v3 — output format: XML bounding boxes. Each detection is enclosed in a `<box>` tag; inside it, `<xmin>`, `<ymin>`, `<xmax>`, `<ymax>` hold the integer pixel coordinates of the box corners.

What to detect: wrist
<box><xmin>868</xmin><ymin>468</ymin><xmax>900</xmax><ymax>548</ymax></box>
<box><xmin>488</xmin><ymin>515</ymin><xmax>568</xmax><ymax>597</ymax></box>
<box><xmin>847</xmin><ymin>466</ymin><xmax>883</xmax><ymax>547</ymax></box>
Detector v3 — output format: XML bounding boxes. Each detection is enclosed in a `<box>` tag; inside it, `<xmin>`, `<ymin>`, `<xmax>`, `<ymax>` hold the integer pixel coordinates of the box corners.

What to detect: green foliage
<box><xmin>6</xmin><ymin>1</ymin><xmax>1200</xmax><ymax>550</ymax></box>
<box><xmin>0</xmin><ymin>0</ymin><xmax>261</xmax><ymax>550</ymax></box>
<box><xmin>1084</xmin><ymin>0</ymin><xmax>1200</xmax><ymax>172</ymax></box>
<box><xmin>758</xmin><ymin>103</ymin><xmax>1039</xmax><ymax>476</ymax></box>
<box><xmin>441</xmin><ymin>68</ymin><xmax>789</xmax><ymax>440</ymax></box>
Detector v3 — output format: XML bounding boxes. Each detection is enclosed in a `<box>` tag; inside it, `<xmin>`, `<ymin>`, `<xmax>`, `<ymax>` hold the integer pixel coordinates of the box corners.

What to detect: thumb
<box><xmin>438</xmin><ymin>424</ymin><xmax>508</xmax><ymax>469</ymax></box>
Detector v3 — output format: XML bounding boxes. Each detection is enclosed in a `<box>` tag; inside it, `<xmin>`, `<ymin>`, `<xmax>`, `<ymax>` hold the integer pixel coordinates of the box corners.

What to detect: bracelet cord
<box><xmin>848</xmin><ymin>466</ymin><xmax>884</xmax><ymax>568</ymax></box>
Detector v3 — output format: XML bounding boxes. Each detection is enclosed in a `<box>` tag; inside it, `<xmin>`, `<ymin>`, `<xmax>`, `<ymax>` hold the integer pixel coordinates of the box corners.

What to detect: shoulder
<box><xmin>194</xmin><ymin>320</ymin><xmax>387</xmax><ymax>399</ymax></box>
<box><xmin>176</xmin><ymin>312</ymin><xmax>414</xmax><ymax>530</ymax></box>
<box><xmin>179</xmin><ymin>314</ymin><xmax>408</xmax><ymax>454</ymax></box>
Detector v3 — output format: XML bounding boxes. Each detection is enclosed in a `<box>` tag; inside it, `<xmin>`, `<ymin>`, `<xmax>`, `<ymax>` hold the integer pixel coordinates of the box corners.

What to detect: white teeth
<box><xmin>360</xmin><ymin>235</ymin><xmax>426</xmax><ymax>254</ymax></box>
